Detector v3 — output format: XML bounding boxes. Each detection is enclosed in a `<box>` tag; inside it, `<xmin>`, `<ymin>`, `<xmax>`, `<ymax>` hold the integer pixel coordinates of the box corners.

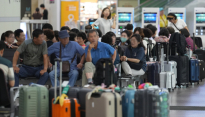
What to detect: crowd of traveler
<box><xmin>0</xmin><ymin>7</ymin><xmax>195</xmax><ymax>88</ymax></box>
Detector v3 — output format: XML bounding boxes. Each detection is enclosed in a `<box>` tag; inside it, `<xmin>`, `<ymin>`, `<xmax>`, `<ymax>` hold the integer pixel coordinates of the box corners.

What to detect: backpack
<box><xmin>93</xmin><ymin>58</ymin><xmax>117</xmax><ymax>86</ymax></box>
<box><xmin>169</xmin><ymin>33</ymin><xmax>187</xmax><ymax>55</ymax></box>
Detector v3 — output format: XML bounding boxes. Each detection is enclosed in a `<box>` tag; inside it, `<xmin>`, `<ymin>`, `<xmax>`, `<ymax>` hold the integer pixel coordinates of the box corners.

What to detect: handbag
<box><xmin>59</xmin><ymin>44</ymin><xmax>76</xmax><ymax>73</ymax></box>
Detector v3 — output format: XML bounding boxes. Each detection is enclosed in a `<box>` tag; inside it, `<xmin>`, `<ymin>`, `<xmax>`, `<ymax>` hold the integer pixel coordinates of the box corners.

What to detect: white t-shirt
<box><xmin>168</xmin><ymin>19</ymin><xmax>187</xmax><ymax>32</ymax></box>
<box><xmin>94</xmin><ymin>18</ymin><xmax>113</xmax><ymax>35</ymax></box>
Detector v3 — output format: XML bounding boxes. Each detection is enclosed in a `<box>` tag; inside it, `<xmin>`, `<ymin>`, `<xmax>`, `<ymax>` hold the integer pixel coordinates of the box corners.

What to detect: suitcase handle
<box><xmin>54</xmin><ymin>58</ymin><xmax>63</xmax><ymax>101</ymax></box>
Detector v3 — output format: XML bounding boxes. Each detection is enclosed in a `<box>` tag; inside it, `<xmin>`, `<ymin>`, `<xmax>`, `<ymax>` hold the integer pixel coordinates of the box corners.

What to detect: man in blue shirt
<box><xmin>48</xmin><ymin>30</ymin><xmax>85</xmax><ymax>87</ymax></box>
<box><xmin>82</xmin><ymin>30</ymin><xmax>116</xmax><ymax>86</ymax></box>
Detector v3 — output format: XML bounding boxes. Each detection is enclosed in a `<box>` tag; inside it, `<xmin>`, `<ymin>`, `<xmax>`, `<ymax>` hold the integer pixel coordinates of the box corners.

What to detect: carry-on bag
<box><xmin>122</xmin><ymin>89</ymin><xmax>136</xmax><ymax>117</ymax></box>
<box><xmin>49</xmin><ymin>87</ymin><xmax>82</xmax><ymax>117</ymax></box>
<box><xmin>159</xmin><ymin>44</ymin><xmax>174</xmax><ymax>91</ymax></box>
<box><xmin>199</xmin><ymin>60</ymin><xmax>205</xmax><ymax>81</ymax></box>
<box><xmin>86</xmin><ymin>87</ymin><xmax>122</xmax><ymax>117</ymax></box>
<box><xmin>52</xmin><ymin>58</ymin><xmax>80</xmax><ymax>117</ymax></box>
<box><xmin>146</xmin><ymin>43</ymin><xmax>161</xmax><ymax>86</ymax></box>
<box><xmin>189</xmin><ymin>58</ymin><xmax>200</xmax><ymax>84</ymax></box>
<box><xmin>19</xmin><ymin>85</ymin><xmax>48</xmax><ymax>117</ymax></box>
<box><xmin>169</xmin><ymin>43</ymin><xmax>189</xmax><ymax>87</ymax></box>
<box><xmin>134</xmin><ymin>88</ymin><xmax>169</xmax><ymax>117</ymax></box>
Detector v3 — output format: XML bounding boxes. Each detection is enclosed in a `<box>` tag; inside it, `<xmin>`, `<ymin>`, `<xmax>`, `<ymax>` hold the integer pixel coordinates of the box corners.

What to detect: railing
<box><xmin>20</xmin><ymin>20</ymin><xmax>49</xmax><ymax>39</ymax></box>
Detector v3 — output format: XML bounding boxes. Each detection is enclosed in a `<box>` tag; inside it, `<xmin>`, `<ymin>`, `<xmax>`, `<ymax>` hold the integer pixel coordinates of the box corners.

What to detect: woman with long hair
<box><xmin>120</xmin><ymin>34</ymin><xmax>146</xmax><ymax>76</ymax></box>
<box><xmin>91</xmin><ymin>7</ymin><xmax>116</xmax><ymax>35</ymax></box>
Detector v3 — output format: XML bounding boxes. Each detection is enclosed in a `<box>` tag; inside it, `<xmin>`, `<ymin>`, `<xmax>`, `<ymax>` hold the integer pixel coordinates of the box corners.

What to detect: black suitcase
<box><xmin>169</xmin><ymin>55</ymin><xmax>189</xmax><ymax>86</ymax></box>
<box><xmin>78</xmin><ymin>88</ymin><xmax>92</xmax><ymax>117</ymax></box>
<box><xmin>199</xmin><ymin>60</ymin><xmax>205</xmax><ymax>81</ymax></box>
<box><xmin>49</xmin><ymin>87</ymin><xmax>82</xmax><ymax>117</ymax></box>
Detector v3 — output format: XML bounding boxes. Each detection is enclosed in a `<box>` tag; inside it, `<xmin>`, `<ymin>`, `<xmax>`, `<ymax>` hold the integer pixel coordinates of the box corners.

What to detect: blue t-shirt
<box><xmin>48</xmin><ymin>41</ymin><xmax>85</xmax><ymax>70</ymax></box>
<box><xmin>85</xmin><ymin>42</ymin><xmax>115</xmax><ymax>65</ymax></box>
<box><xmin>125</xmin><ymin>46</ymin><xmax>146</xmax><ymax>72</ymax></box>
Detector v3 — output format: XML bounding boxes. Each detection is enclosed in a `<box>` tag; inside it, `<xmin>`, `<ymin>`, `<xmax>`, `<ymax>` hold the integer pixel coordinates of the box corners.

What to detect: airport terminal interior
<box><xmin>1</xmin><ymin>0</ymin><xmax>205</xmax><ymax>117</ymax></box>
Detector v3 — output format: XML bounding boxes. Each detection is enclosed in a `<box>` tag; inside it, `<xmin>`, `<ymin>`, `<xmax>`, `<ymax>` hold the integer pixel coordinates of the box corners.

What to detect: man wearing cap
<box><xmin>160</xmin><ymin>8</ymin><xmax>168</xmax><ymax>28</ymax></box>
<box><xmin>13</xmin><ymin>29</ymin><xmax>49</xmax><ymax>86</ymax></box>
<box><xmin>48</xmin><ymin>30</ymin><xmax>85</xmax><ymax>87</ymax></box>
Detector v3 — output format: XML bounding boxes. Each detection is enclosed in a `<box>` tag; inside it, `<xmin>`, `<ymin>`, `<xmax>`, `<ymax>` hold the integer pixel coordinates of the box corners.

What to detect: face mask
<box><xmin>120</xmin><ymin>37</ymin><xmax>127</xmax><ymax>42</ymax></box>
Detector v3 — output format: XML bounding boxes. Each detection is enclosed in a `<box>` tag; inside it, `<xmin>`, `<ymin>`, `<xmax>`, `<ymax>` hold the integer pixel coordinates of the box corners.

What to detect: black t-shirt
<box><xmin>43</xmin><ymin>9</ymin><xmax>48</xmax><ymax>19</ymax></box>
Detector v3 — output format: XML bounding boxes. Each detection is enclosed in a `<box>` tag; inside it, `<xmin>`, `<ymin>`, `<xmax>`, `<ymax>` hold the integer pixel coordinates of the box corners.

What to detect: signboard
<box><xmin>61</xmin><ymin>1</ymin><xmax>79</xmax><ymax>29</ymax></box>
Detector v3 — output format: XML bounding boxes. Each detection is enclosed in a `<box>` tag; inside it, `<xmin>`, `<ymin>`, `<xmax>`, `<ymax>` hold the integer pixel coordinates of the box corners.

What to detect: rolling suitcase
<box><xmin>49</xmin><ymin>87</ymin><xmax>81</xmax><ymax>117</ymax></box>
<box><xmin>86</xmin><ymin>89</ymin><xmax>122</xmax><ymax>117</ymax></box>
<box><xmin>199</xmin><ymin>60</ymin><xmax>205</xmax><ymax>81</ymax></box>
<box><xmin>163</xmin><ymin>43</ymin><xmax>177</xmax><ymax>89</ymax></box>
<box><xmin>19</xmin><ymin>85</ymin><xmax>48</xmax><ymax>117</ymax></box>
<box><xmin>52</xmin><ymin>58</ymin><xmax>80</xmax><ymax>117</ymax></box>
<box><xmin>159</xmin><ymin>44</ymin><xmax>174</xmax><ymax>91</ymax></box>
<box><xmin>122</xmin><ymin>89</ymin><xmax>135</xmax><ymax>117</ymax></box>
<box><xmin>146</xmin><ymin>43</ymin><xmax>161</xmax><ymax>86</ymax></box>
<box><xmin>168</xmin><ymin>43</ymin><xmax>189</xmax><ymax>87</ymax></box>
<box><xmin>78</xmin><ymin>88</ymin><xmax>92</xmax><ymax>117</ymax></box>
<box><xmin>134</xmin><ymin>88</ymin><xmax>169</xmax><ymax>117</ymax></box>
<box><xmin>189</xmin><ymin>58</ymin><xmax>200</xmax><ymax>84</ymax></box>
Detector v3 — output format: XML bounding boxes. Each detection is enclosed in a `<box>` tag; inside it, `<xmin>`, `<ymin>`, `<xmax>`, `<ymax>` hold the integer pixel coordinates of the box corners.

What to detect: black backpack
<box><xmin>169</xmin><ymin>33</ymin><xmax>187</xmax><ymax>55</ymax></box>
<box><xmin>93</xmin><ymin>58</ymin><xmax>117</xmax><ymax>86</ymax></box>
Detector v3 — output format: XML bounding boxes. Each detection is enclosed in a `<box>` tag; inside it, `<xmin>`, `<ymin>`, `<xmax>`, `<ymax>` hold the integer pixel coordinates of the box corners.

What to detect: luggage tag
<box><xmin>62</xmin><ymin>85</ymin><xmax>70</xmax><ymax>94</ymax></box>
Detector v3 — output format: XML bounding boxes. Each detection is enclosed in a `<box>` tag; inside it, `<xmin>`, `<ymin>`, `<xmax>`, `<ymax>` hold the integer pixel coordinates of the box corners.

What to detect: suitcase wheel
<box><xmin>198</xmin><ymin>82</ymin><xmax>199</xmax><ymax>85</ymax></box>
<box><xmin>186</xmin><ymin>84</ymin><xmax>189</xmax><ymax>87</ymax></box>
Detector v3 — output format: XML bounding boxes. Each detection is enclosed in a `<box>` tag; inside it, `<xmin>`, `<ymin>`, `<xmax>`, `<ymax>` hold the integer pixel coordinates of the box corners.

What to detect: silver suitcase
<box><xmin>164</xmin><ymin>61</ymin><xmax>177</xmax><ymax>89</ymax></box>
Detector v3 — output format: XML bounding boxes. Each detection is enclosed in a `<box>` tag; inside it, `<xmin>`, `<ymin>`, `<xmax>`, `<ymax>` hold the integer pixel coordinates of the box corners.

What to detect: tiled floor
<box><xmin>169</xmin><ymin>80</ymin><xmax>205</xmax><ymax>116</ymax></box>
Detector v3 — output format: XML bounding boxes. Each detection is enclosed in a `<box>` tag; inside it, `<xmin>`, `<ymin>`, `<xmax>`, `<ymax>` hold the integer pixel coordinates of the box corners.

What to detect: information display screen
<box><xmin>173</xmin><ymin>13</ymin><xmax>183</xmax><ymax>19</ymax></box>
<box><xmin>144</xmin><ymin>13</ymin><xmax>157</xmax><ymax>23</ymax></box>
<box><xmin>196</xmin><ymin>13</ymin><xmax>205</xmax><ymax>23</ymax></box>
<box><xmin>118</xmin><ymin>12</ymin><xmax>132</xmax><ymax>23</ymax></box>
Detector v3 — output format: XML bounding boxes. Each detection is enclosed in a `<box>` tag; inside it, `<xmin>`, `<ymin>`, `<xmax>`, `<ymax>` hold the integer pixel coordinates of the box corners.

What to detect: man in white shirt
<box><xmin>167</xmin><ymin>13</ymin><xmax>189</xmax><ymax>33</ymax></box>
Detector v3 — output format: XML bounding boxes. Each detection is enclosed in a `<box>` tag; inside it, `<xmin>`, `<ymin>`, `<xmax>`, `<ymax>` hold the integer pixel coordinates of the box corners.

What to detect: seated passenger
<box><xmin>117</xmin><ymin>30</ymin><xmax>131</xmax><ymax>53</ymax></box>
<box><xmin>69</xmin><ymin>32</ymin><xmax>77</xmax><ymax>42</ymax></box>
<box><xmin>154</xmin><ymin>28</ymin><xmax>170</xmax><ymax>42</ymax></box>
<box><xmin>0</xmin><ymin>41</ymin><xmax>15</xmax><ymax>87</ymax></box>
<box><xmin>4</xmin><ymin>31</ymin><xmax>18</xmax><ymax>49</ymax></box>
<box><xmin>53</xmin><ymin>30</ymin><xmax>59</xmax><ymax>43</ymax></box>
<box><xmin>13</xmin><ymin>29</ymin><xmax>25</xmax><ymax>47</ymax></box>
<box><xmin>71</xmin><ymin>28</ymin><xmax>79</xmax><ymax>34</ymax></box>
<box><xmin>95</xmin><ymin>29</ymin><xmax>102</xmax><ymax>42</ymax></box>
<box><xmin>126</xmin><ymin>23</ymin><xmax>134</xmax><ymax>38</ymax></box>
<box><xmin>42</xmin><ymin>23</ymin><xmax>53</xmax><ymax>31</ymax></box>
<box><xmin>101</xmin><ymin>34</ymin><xmax>120</xmax><ymax>66</ymax></box>
<box><xmin>48</xmin><ymin>30</ymin><xmax>85</xmax><ymax>87</ymax></box>
<box><xmin>77</xmin><ymin>32</ymin><xmax>87</xmax><ymax>49</ymax></box>
<box><xmin>146</xmin><ymin>24</ymin><xmax>158</xmax><ymax>39</ymax></box>
<box><xmin>61</xmin><ymin>26</ymin><xmax>70</xmax><ymax>33</ymax></box>
<box><xmin>143</xmin><ymin>28</ymin><xmax>156</xmax><ymax>50</ymax></box>
<box><xmin>120</xmin><ymin>34</ymin><xmax>146</xmax><ymax>76</ymax></box>
<box><xmin>82</xmin><ymin>30</ymin><xmax>116</xmax><ymax>85</ymax></box>
<box><xmin>44</xmin><ymin>29</ymin><xmax>54</xmax><ymax>47</ymax></box>
<box><xmin>167</xmin><ymin>26</ymin><xmax>175</xmax><ymax>35</ymax></box>
<box><xmin>180</xmin><ymin>28</ymin><xmax>197</xmax><ymax>51</ymax></box>
<box><xmin>13</xmin><ymin>29</ymin><xmax>49</xmax><ymax>86</ymax></box>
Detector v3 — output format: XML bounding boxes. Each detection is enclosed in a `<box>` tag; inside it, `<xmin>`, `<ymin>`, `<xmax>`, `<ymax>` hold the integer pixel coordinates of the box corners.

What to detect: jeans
<box><xmin>49</xmin><ymin>69</ymin><xmax>79</xmax><ymax>87</ymax></box>
<box><xmin>14</xmin><ymin>65</ymin><xmax>49</xmax><ymax>87</ymax></box>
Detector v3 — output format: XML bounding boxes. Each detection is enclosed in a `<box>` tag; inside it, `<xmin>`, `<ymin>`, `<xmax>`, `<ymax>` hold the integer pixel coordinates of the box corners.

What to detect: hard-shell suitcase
<box><xmin>78</xmin><ymin>88</ymin><xmax>92</xmax><ymax>117</ymax></box>
<box><xmin>122</xmin><ymin>89</ymin><xmax>135</xmax><ymax>117</ymax></box>
<box><xmin>86</xmin><ymin>90</ymin><xmax>122</xmax><ymax>117</ymax></box>
<box><xmin>189</xmin><ymin>59</ymin><xmax>200</xmax><ymax>84</ymax></box>
<box><xmin>159</xmin><ymin>44</ymin><xmax>174</xmax><ymax>90</ymax></box>
<box><xmin>19</xmin><ymin>85</ymin><xmax>48</xmax><ymax>117</ymax></box>
<box><xmin>49</xmin><ymin>87</ymin><xmax>81</xmax><ymax>117</ymax></box>
<box><xmin>146</xmin><ymin>62</ymin><xmax>161</xmax><ymax>86</ymax></box>
<box><xmin>199</xmin><ymin>60</ymin><xmax>205</xmax><ymax>81</ymax></box>
<box><xmin>134</xmin><ymin>88</ymin><xmax>169</xmax><ymax>117</ymax></box>
<box><xmin>52</xmin><ymin>59</ymin><xmax>81</xmax><ymax>117</ymax></box>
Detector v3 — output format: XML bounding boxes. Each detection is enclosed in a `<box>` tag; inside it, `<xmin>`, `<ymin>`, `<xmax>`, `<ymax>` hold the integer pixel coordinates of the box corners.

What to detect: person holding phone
<box><xmin>91</xmin><ymin>7</ymin><xmax>116</xmax><ymax>35</ymax></box>
<box><xmin>167</xmin><ymin>13</ymin><xmax>189</xmax><ymax>33</ymax></box>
